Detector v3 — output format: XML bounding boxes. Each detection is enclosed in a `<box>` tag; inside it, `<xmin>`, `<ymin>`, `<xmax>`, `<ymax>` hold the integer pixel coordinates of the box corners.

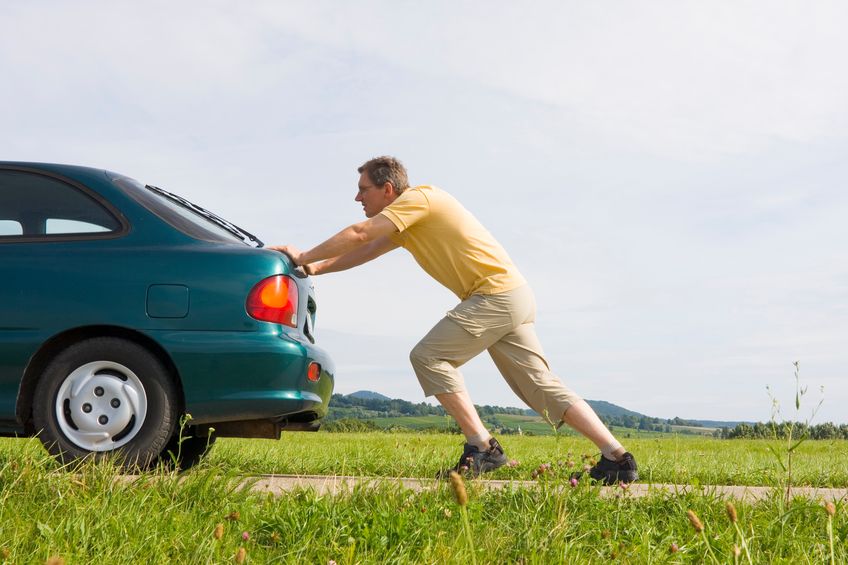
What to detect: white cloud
<box><xmin>258</xmin><ymin>0</ymin><xmax>848</xmax><ymax>160</ymax></box>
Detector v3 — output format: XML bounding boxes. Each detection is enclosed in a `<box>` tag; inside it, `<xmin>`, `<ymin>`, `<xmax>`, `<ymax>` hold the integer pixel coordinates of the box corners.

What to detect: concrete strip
<box><xmin>251</xmin><ymin>474</ymin><xmax>848</xmax><ymax>503</ymax></box>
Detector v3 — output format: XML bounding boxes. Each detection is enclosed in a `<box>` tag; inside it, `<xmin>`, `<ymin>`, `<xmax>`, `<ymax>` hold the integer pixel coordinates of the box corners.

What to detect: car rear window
<box><xmin>113</xmin><ymin>177</ymin><xmax>249</xmax><ymax>246</ymax></box>
<box><xmin>0</xmin><ymin>170</ymin><xmax>123</xmax><ymax>240</ymax></box>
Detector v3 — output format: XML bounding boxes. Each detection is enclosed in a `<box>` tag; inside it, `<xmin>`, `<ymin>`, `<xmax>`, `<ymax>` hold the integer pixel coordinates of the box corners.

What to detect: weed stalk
<box><xmin>765</xmin><ymin>362</ymin><xmax>824</xmax><ymax>505</ymax></box>
<box><xmin>541</xmin><ymin>409</ymin><xmax>561</xmax><ymax>442</ymax></box>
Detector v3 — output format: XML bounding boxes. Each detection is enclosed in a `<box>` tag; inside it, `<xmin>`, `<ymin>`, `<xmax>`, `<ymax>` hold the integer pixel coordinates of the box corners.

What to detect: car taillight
<box><xmin>308</xmin><ymin>362</ymin><xmax>321</xmax><ymax>381</ymax></box>
<box><xmin>246</xmin><ymin>275</ymin><xmax>298</xmax><ymax>327</ymax></box>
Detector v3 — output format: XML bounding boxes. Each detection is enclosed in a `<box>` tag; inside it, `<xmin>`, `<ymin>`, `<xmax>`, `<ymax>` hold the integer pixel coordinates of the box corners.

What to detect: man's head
<box><xmin>355</xmin><ymin>156</ymin><xmax>410</xmax><ymax>218</ymax></box>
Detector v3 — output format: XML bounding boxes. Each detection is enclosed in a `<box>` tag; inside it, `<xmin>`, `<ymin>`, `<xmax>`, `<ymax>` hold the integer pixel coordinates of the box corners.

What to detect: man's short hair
<box><xmin>358</xmin><ymin>156</ymin><xmax>411</xmax><ymax>195</ymax></box>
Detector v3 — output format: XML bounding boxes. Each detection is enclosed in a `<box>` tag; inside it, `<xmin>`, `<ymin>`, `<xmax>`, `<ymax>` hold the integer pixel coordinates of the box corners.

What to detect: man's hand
<box><xmin>267</xmin><ymin>245</ymin><xmax>305</xmax><ymax>265</ymax></box>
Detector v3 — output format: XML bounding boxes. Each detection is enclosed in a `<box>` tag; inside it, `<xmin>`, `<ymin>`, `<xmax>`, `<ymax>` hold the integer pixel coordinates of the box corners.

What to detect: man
<box><xmin>271</xmin><ymin>156</ymin><xmax>638</xmax><ymax>483</ymax></box>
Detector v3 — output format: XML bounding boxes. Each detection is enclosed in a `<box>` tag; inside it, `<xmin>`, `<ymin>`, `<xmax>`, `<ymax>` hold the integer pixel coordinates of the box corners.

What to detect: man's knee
<box><xmin>409</xmin><ymin>343</ymin><xmax>428</xmax><ymax>370</ymax></box>
<box><xmin>409</xmin><ymin>345</ymin><xmax>465</xmax><ymax>396</ymax></box>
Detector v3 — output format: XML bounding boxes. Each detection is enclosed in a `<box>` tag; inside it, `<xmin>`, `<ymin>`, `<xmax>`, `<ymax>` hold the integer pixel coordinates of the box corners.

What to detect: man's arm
<box><xmin>311</xmin><ymin>236</ymin><xmax>400</xmax><ymax>275</ymax></box>
<box><xmin>268</xmin><ymin>214</ymin><xmax>399</xmax><ymax>269</ymax></box>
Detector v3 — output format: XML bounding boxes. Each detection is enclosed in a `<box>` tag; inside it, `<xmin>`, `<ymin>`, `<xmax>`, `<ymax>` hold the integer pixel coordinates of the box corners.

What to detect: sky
<box><xmin>2</xmin><ymin>1</ymin><xmax>847</xmax><ymax>424</ymax></box>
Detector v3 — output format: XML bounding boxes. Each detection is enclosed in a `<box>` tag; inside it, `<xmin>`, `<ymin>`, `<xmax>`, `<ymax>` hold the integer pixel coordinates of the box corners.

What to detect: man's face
<box><xmin>355</xmin><ymin>171</ymin><xmax>393</xmax><ymax>218</ymax></box>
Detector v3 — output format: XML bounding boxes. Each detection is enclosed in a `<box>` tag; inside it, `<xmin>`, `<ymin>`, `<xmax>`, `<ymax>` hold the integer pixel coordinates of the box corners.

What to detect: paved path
<box><xmin>250</xmin><ymin>474</ymin><xmax>848</xmax><ymax>502</ymax></box>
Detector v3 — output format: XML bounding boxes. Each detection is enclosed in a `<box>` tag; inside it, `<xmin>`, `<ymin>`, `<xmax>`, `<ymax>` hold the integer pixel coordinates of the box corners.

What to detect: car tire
<box><xmin>159</xmin><ymin>432</ymin><xmax>217</xmax><ymax>471</ymax></box>
<box><xmin>33</xmin><ymin>337</ymin><xmax>177</xmax><ymax>470</ymax></box>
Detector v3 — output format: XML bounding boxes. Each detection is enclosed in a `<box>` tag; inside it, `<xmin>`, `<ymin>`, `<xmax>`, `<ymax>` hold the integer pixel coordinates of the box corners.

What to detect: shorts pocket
<box><xmin>445</xmin><ymin>310</ymin><xmax>487</xmax><ymax>337</ymax></box>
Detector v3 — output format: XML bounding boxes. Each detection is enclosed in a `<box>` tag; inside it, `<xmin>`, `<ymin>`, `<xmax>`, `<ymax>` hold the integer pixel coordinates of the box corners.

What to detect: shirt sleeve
<box><xmin>379</xmin><ymin>188</ymin><xmax>430</xmax><ymax>233</ymax></box>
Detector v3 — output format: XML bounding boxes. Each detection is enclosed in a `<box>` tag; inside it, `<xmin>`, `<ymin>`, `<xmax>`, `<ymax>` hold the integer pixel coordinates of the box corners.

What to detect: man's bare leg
<box><xmin>434</xmin><ymin>389</ymin><xmax>509</xmax><ymax>477</ymax></box>
<box><xmin>435</xmin><ymin>390</ymin><xmax>491</xmax><ymax>449</ymax></box>
<box><xmin>561</xmin><ymin>400</ymin><xmax>626</xmax><ymax>461</ymax></box>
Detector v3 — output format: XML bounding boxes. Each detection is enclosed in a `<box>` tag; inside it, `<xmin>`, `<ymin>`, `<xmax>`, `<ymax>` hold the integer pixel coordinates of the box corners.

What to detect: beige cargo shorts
<box><xmin>409</xmin><ymin>284</ymin><xmax>581</xmax><ymax>422</ymax></box>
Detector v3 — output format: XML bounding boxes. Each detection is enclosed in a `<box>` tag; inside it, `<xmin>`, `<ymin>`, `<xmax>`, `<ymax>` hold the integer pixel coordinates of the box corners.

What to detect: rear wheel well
<box><xmin>17</xmin><ymin>326</ymin><xmax>184</xmax><ymax>434</ymax></box>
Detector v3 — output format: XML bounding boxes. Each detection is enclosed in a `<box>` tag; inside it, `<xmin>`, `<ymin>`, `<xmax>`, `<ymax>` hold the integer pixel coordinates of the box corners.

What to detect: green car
<box><xmin>0</xmin><ymin>162</ymin><xmax>335</xmax><ymax>469</ymax></box>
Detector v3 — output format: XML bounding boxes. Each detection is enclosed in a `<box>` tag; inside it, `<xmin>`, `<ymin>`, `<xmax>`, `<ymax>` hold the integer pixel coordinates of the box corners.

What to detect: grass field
<box><xmin>1</xmin><ymin>433</ymin><xmax>845</xmax><ymax>563</ymax></box>
<box><xmin>200</xmin><ymin>431</ymin><xmax>848</xmax><ymax>488</ymax></box>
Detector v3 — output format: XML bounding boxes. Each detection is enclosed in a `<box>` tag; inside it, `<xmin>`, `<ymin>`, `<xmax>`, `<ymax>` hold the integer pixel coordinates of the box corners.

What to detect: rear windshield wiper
<box><xmin>145</xmin><ymin>185</ymin><xmax>264</xmax><ymax>248</ymax></box>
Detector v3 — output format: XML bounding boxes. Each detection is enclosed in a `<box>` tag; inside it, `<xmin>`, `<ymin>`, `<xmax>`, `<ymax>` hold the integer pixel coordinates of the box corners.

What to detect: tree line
<box><xmin>714</xmin><ymin>421</ymin><xmax>848</xmax><ymax>440</ymax></box>
<box><xmin>328</xmin><ymin>394</ymin><xmax>527</xmax><ymax>419</ymax></box>
<box><xmin>596</xmin><ymin>413</ymin><xmax>704</xmax><ymax>432</ymax></box>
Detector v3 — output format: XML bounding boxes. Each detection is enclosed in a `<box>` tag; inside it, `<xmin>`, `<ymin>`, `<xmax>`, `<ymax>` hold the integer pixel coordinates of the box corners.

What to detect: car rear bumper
<box><xmin>145</xmin><ymin>328</ymin><xmax>335</xmax><ymax>426</ymax></box>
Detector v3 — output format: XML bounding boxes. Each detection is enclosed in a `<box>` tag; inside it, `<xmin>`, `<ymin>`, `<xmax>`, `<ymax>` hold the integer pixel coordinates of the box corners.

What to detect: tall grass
<box><xmin>190</xmin><ymin>432</ymin><xmax>848</xmax><ymax>487</ymax></box>
<box><xmin>0</xmin><ymin>439</ymin><xmax>844</xmax><ymax>564</ymax></box>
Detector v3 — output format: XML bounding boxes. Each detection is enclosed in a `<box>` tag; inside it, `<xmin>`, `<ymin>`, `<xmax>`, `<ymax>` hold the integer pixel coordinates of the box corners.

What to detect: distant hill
<box><xmin>525</xmin><ymin>400</ymin><xmax>645</xmax><ymax>419</ymax></box>
<box><xmin>346</xmin><ymin>390</ymin><xmax>392</xmax><ymax>401</ymax></box>
<box><xmin>585</xmin><ymin>400</ymin><xmax>646</xmax><ymax>418</ymax></box>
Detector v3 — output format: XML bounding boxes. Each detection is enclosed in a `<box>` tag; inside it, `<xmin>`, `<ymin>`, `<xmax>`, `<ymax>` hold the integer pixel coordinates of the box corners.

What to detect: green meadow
<box><xmin>1</xmin><ymin>432</ymin><xmax>846</xmax><ymax>564</ymax></box>
<box><xmin>348</xmin><ymin>412</ymin><xmax>716</xmax><ymax>439</ymax></box>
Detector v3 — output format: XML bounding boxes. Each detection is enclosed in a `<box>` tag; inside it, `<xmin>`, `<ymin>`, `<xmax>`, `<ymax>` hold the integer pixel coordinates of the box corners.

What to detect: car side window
<box><xmin>0</xmin><ymin>170</ymin><xmax>122</xmax><ymax>240</ymax></box>
<box><xmin>0</xmin><ymin>220</ymin><xmax>23</xmax><ymax>235</ymax></box>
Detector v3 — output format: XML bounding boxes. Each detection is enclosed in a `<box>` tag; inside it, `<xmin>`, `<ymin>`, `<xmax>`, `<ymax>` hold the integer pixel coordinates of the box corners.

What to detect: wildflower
<box><xmin>589</xmin><ymin>459</ymin><xmax>597</xmax><ymax>465</ymax></box>
<box><xmin>45</xmin><ymin>557</ymin><xmax>65</xmax><ymax>565</ymax></box>
<box><xmin>549</xmin><ymin>472</ymin><xmax>554</xmax><ymax>477</ymax></box>
<box><xmin>214</xmin><ymin>524</ymin><xmax>224</xmax><ymax>539</ymax></box>
<box><xmin>686</xmin><ymin>510</ymin><xmax>704</xmax><ymax>533</ymax></box>
<box><xmin>557</xmin><ymin>461</ymin><xmax>563</xmax><ymax>466</ymax></box>
<box><xmin>242</xmin><ymin>532</ymin><xmax>250</xmax><ymax>541</ymax></box>
<box><xmin>271</xmin><ymin>533</ymin><xmax>281</xmax><ymax>542</ymax></box>
<box><xmin>615</xmin><ymin>493</ymin><xmax>621</xmax><ymax>498</ymax></box>
<box><xmin>328</xmin><ymin>561</ymin><xmax>337</xmax><ymax>565</ymax></box>
<box><xmin>226</xmin><ymin>510</ymin><xmax>240</xmax><ymax>521</ymax></box>
<box><xmin>610</xmin><ymin>551</ymin><xmax>618</xmax><ymax>559</ymax></box>
<box><xmin>601</xmin><ymin>530</ymin><xmax>611</xmax><ymax>538</ymax></box>
<box><xmin>570</xmin><ymin>478</ymin><xmax>578</xmax><ymax>487</ymax></box>
<box><xmin>567</xmin><ymin>461</ymin><xmax>575</xmax><ymax>467</ymax></box>
<box><xmin>669</xmin><ymin>542</ymin><xmax>678</xmax><ymax>554</ymax></box>
<box><xmin>449</xmin><ymin>470</ymin><xmax>468</xmax><ymax>506</ymax></box>
<box><xmin>620</xmin><ymin>482</ymin><xmax>629</xmax><ymax>490</ymax></box>
<box><xmin>235</xmin><ymin>547</ymin><xmax>247</xmax><ymax>563</ymax></box>
<box><xmin>421</xmin><ymin>506</ymin><xmax>427</xmax><ymax>513</ymax></box>
<box><xmin>532</xmin><ymin>470</ymin><xmax>538</xmax><ymax>478</ymax></box>
<box><xmin>733</xmin><ymin>546</ymin><xmax>741</xmax><ymax>557</ymax></box>
<box><xmin>726</xmin><ymin>501</ymin><xmax>738</xmax><ymax>523</ymax></box>
<box><xmin>825</xmin><ymin>502</ymin><xmax>836</xmax><ymax>516</ymax></box>
<box><xmin>460</xmin><ymin>465</ymin><xmax>468</xmax><ymax>472</ymax></box>
<box><xmin>444</xmin><ymin>508</ymin><xmax>452</xmax><ymax>518</ymax></box>
<box><xmin>507</xmin><ymin>460</ymin><xmax>519</xmax><ymax>467</ymax></box>
<box><xmin>584</xmin><ymin>465</ymin><xmax>591</xmax><ymax>473</ymax></box>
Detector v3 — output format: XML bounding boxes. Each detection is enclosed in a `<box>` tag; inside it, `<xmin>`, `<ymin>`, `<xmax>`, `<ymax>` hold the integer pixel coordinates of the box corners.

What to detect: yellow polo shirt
<box><xmin>380</xmin><ymin>185</ymin><xmax>526</xmax><ymax>301</ymax></box>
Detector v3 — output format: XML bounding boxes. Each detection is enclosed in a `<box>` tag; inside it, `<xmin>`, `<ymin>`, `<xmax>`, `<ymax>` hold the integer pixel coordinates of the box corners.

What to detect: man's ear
<box><xmin>383</xmin><ymin>182</ymin><xmax>397</xmax><ymax>198</ymax></box>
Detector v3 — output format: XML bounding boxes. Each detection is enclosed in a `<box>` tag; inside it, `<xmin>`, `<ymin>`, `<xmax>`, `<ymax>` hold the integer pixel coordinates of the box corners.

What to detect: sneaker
<box><xmin>438</xmin><ymin>438</ymin><xmax>508</xmax><ymax>479</ymax></box>
<box><xmin>588</xmin><ymin>452</ymin><xmax>639</xmax><ymax>485</ymax></box>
